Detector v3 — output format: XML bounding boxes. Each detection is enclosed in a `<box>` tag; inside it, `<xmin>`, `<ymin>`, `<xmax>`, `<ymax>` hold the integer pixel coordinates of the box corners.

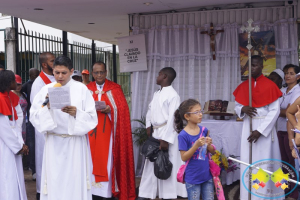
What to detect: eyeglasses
<box><xmin>93</xmin><ymin>71</ymin><xmax>106</xmax><ymax>75</ymax></box>
<box><xmin>186</xmin><ymin>111</ymin><xmax>203</xmax><ymax>115</ymax></box>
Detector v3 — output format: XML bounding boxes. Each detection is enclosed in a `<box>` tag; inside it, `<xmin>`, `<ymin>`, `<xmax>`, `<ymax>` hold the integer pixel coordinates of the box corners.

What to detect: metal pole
<box><xmin>240</xmin><ymin>19</ymin><xmax>260</xmax><ymax>200</ymax></box>
<box><xmin>112</xmin><ymin>44</ymin><xmax>117</xmax><ymax>83</ymax></box>
<box><xmin>92</xmin><ymin>40</ymin><xmax>96</xmax><ymax>64</ymax></box>
<box><xmin>247</xmin><ymin>34</ymin><xmax>253</xmax><ymax>200</ymax></box>
<box><xmin>14</xmin><ymin>17</ymin><xmax>20</xmax><ymax>75</ymax></box>
<box><xmin>62</xmin><ymin>31</ymin><xmax>68</xmax><ymax>56</ymax></box>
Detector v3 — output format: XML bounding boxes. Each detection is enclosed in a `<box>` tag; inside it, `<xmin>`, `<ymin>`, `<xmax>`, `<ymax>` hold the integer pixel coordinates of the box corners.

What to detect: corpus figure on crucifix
<box><xmin>201</xmin><ymin>23</ymin><xmax>224</xmax><ymax>60</ymax></box>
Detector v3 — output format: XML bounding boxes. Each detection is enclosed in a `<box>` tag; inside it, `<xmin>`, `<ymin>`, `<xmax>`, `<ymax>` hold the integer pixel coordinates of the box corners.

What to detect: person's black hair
<box><xmin>251</xmin><ymin>55</ymin><xmax>263</xmax><ymax>66</ymax></box>
<box><xmin>53</xmin><ymin>55</ymin><xmax>73</xmax><ymax>70</ymax></box>
<box><xmin>283</xmin><ymin>64</ymin><xmax>300</xmax><ymax>74</ymax></box>
<box><xmin>0</xmin><ymin>64</ymin><xmax>4</xmax><ymax>70</ymax></box>
<box><xmin>39</xmin><ymin>52</ymin><xmax>54</xmax><ymax>68</ymax></box>
<box><xmin>93</xmin><ymin>61</ymin><xmax>107</xmax><ymax>71</ymax></box>
<box><xmin>160</xmin><ymin>67</ymin><xmax>177</xmax><ymax>83</ymax></box>
<box><xmin>0</xmin><ymin>70</ymin><xmax>15</xmax><ymax>93</ymax></box>
<box><xmin>283</xmin><ymin>64</ymin><xmax>300</xmax><ymax>83</ymax></box>
<box><xmin>174</xmin><ymin>99</ymin><xmax>201</xmax><ymax>133</ymax></box>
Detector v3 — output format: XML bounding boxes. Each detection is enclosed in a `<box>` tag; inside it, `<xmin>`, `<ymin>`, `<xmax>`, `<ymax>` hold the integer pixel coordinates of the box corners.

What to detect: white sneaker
<box><xmin>32</xmin><ymin>173</ymin><xmax>36</xmax><ymax>181</ymax></box>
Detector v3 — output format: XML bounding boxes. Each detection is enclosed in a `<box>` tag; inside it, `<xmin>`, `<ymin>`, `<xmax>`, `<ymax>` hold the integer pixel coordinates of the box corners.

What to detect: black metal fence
<box><xmin>17</xmin><ymin>28</ymin><xmax>131</xmax><ymax>107</ymax></box>
<box><xmin>18</xmin><ymin>28</ymin><xmax>107</xmax><ymax>82</ymax></box>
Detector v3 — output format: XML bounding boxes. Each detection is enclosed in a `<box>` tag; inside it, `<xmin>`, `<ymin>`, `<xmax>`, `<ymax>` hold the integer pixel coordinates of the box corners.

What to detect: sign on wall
<box><xmin>239</xmin><ymin>31</ymin><xmax>276</xmax><ymax>81</ymax></box>
<box><xmin>117</xmin><ymin>34</ymin><xmax>147</xmax><ymax>73</ymax></box>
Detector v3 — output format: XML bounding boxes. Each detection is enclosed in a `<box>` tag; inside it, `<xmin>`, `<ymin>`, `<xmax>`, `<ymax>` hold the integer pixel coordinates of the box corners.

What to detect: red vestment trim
<box><xmin>233</xmin><ymin>75</ymin><xmax>282</xmax><ymax>107</ymax></box>
<box><xmin>87</xmin><ymin>82</ymin><xmax>112</xmax><ymax>182</ymax></box>
<box><xmin>87</xmin><ymin>80</ymin><xmax>136</xmax><ymax>200</ymax></box>
<box><xmin>0</xmin><ymin>91</ymin><xmax>19</xmax><ymax>120</ymax></box>
<box><xmin>39</xmin><ymin>71</ymin><xmax>52</xmax><ymax>85</ymax></box>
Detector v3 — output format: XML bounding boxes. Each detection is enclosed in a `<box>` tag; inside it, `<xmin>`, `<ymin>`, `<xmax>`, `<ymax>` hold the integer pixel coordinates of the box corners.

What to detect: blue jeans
<box><xmin>186</xmin><ymin>179</ymin><xmax>214</xmax><ymax>200</ymax></box>
<box><xmin>26</xmin><ymin>122</ymin><xmax>36</xmax><ymax>174</ymax></box>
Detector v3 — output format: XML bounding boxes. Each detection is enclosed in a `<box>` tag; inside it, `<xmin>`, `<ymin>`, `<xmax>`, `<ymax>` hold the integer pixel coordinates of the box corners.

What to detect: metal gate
<box><xmin>18</xmin><ymin>28</ymin><xmax>107</xmax><ymax>82</ymax></box>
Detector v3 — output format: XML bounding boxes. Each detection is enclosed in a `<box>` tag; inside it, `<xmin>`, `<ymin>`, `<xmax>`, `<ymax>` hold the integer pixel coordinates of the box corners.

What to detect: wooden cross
<box><xmin>201</xmin><ymin>23</ymin><xmax>224</xmax><ymax>60</ymax></box>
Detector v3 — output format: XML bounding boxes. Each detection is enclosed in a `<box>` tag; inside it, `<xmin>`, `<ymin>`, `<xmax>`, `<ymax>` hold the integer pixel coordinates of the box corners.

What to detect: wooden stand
<box><xmin>209</xmin><ymin>113</ymin><xmax>234</xmax><ymax>120</ymax></box>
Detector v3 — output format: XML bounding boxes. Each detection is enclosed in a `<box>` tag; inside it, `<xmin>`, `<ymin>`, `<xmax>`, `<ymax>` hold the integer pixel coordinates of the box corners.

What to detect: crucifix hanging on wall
<box><xmin>201</xmin><ymin>23</ymin><xmax>224</xmax><ymax>60</ymax></box>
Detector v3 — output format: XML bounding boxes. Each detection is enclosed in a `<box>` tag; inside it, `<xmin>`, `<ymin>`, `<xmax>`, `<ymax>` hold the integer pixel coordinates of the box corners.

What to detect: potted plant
<box><xmin>132</xmin><ymin>116</ymin><xmax>148</xmax><ymax>176</ymax></box>
<box><xmin>132</xmin><ymin>116</ymin><xmax>148</xmax><ymax>146</ymax></box>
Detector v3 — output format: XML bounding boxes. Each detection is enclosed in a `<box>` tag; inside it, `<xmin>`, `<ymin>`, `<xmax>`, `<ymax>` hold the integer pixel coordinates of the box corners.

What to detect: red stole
<box><xmin>87</xmin><ymin>81</ymin><xmax>112</xmax><ymax>182</ymax></box>
<box><xmin>233</xmin><ymin>75</ymin><xmax>282</xmax><ymax>107</ymax></box>
<box><xmin>39</xmin><ymin>71</ymin><xmax>52</xmax><ymax>85</ymax></box>
<box><xmin>0</xmin><ymin>91</ymin><xmax>19</xmax><ymax>121</ymax></box>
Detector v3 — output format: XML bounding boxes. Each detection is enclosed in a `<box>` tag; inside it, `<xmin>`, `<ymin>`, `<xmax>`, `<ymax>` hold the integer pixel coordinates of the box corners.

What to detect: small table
<box><xmin>201</xmin><ymin>119</ymin><xmax>243</xmax><ymax>185</ymax></box>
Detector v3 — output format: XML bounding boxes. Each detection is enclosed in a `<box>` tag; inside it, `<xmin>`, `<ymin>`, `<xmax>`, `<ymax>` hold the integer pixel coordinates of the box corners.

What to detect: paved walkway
<box><xmin>24</xmin><ymin>169</ymin><xmax>187</xmax><ymax>200</ymax></box>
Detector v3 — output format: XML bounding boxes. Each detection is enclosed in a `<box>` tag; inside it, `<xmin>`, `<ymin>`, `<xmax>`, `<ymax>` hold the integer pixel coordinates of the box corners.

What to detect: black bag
<box><xmin>141</xmin><ymin>137</ymin><xmax>160</xmax><ymax>162</ymax></box>
<box><xmin>154</xmin><ymin>150</ymin><xmax>173</xmax><ymax>180</ymax></box>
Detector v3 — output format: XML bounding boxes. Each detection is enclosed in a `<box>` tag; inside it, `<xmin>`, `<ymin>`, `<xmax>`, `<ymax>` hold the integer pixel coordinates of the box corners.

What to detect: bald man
<box><xmin>30</xmin><ymin>52</ymin><xmax>55</xmax><ymax>200</ymax></box>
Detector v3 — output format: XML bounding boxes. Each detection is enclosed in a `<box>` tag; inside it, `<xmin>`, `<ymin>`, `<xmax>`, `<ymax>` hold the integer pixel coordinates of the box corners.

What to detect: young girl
<box><xmin>174</xmin><ymin>99</ymin><xmax>215</xmax><ymax>200</ymax></box>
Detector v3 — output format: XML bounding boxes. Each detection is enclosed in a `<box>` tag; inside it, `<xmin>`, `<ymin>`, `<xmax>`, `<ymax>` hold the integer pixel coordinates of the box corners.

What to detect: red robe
<box><xmin>87</xmin><ymin>80</ymin><xmax>136</xmax><ymax>200</ymax></box>
<box><xmin>0</xmin><ymin>91</ymin><xmax>19</xmax><ymax>121</ymax></box>
<box><xmin>233</xmin><ymin>75</ymin><xmax>282</xmax><ymax>107</ymax></box>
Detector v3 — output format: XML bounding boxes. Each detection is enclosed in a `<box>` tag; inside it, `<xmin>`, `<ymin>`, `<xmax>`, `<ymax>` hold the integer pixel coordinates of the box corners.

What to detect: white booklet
<box><xmin>95</xmin><ymin>101</ymin><xmax>106</xmax><ymax>111</ymax></box>
<box><xmin>48</xmin><ymin>87</ymin><xmax>71</xmax><ymax>109</ymax></box>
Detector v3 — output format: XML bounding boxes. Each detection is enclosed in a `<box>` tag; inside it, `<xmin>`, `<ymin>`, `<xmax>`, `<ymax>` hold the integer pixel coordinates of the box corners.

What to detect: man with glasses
<box><xmin>87</xmin><ymin>61</ymin><xmax>136</xmax><ymax>200</ymax></box>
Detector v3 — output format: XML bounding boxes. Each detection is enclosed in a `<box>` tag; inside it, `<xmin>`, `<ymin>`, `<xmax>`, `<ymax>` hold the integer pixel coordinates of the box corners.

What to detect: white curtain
<box><xmin>131</xmin><ymin>17</ymin><xmax>298</xmax><ymax>172</ymax></box>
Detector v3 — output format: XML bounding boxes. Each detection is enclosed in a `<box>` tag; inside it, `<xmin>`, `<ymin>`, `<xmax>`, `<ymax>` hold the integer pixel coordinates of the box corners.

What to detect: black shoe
<box><xmin>92</xmin><ymin>195</ymin><xmax>103</xmax><ymax>200</ymax></box>
<box><xmin>36</xmin><ymin>193</ymin><xmax>40</xmax><ymax>200</ymax></box>
<box><xmin>136</xmin><ymin>197</ymin><xmax>149</xmax><ymax>200</ymax></box>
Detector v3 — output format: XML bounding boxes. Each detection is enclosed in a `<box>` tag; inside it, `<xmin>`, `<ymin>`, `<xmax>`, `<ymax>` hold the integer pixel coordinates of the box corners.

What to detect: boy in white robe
<box><xmin>30</xmin><ymin>55</ymin><xmax>97</xmax><ymax>200</ymax></box>
<box><xmin>138</xmin><ymin>67</ymin><xmax>187</xmax><ymax>200</ymax></box>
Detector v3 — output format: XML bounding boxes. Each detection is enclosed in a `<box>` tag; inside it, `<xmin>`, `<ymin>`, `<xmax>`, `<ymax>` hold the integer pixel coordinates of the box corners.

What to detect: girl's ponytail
<box><xmin>174</xmin><ymin>99</ymin><xmax>201</xmax><ymax>133</ymax></box>
<box><xmin>174</xmin><ymin>109</ymin><xmax>183</xmax><ymax>133</ymax></box>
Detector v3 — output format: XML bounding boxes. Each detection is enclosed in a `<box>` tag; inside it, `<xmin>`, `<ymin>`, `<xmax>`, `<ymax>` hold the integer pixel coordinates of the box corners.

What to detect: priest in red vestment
<box><xmin>87</xmin><ymin>61</ymin><xmax>136</xmax><ymax>200</ymax></box>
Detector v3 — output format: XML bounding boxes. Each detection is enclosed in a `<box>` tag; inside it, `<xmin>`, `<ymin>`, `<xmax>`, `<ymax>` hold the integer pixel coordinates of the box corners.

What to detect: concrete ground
<box><xmin>24</xmin><ymin>169</ymin><xmax>36</xmax><ymax>200</ymax></box>
<box><xmin>25</xmin><ymin>169</ymin><xmax>296</xmax><ymax>200</ymax></box>
<box><xmin>24</xmin><ymin>169</ymin><xmax>187</xmax><ymax>200</ymax></box>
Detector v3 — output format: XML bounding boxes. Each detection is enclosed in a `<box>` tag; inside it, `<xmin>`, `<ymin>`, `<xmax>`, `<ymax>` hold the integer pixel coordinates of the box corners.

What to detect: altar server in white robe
<box><xmin>233</xmin><ymin>56</ymin><xmax>283</xmax><ymax>200</ymax></box>
<box><xmin>0</xmin><ymin>70</ymin><xmax>28</xmax><ymax>200</ymax></box>
<box><xmin>30</xmin><ymin>52</ymin><xmax>55</xmax><ymax>198</ymax></box>
<box><xmin>138</xmin><ymin>67</ymin><xmax>187</xmax><ymax>200</ymax></box>
<box><xmin>30</xmin><ymin>55</ymin><xmax>97</xmax><ymax>200</ymax></box>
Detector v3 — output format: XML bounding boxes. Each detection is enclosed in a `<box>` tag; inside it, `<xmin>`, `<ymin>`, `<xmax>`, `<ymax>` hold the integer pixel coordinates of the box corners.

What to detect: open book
<box><xmin>203</xmin><ymin>100</ymin><xmax>235</xmax><ymax>114</ymax></box>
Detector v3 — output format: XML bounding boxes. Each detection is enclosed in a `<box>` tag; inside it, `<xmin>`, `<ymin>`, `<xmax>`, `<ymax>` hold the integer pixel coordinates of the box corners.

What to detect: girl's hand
<box><xmin>206</xmin><ymin>137</ymin><xmax>212</xmax><ymax>146</ymax></box>
<box><xmin>292</xmin><ymin>149</ymin><xmax>298</xmax><ymax>159</ymax></box>
<box><xmin>195</xmin><ymin>137</ymin><xmax>206</xmax><ymax>148</ymax></box>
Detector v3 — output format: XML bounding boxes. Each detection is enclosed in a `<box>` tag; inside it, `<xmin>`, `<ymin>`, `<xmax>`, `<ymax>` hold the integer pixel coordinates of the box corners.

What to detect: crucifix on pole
<box><xmin>201</xmin><ymin>23</ymin><xmax>224</xmax><ymax>60</ymax></box>
<box><xmin>240</xmin><ymin>18</ymin><xmax>260</xmax><ymax>200</ymax></box>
